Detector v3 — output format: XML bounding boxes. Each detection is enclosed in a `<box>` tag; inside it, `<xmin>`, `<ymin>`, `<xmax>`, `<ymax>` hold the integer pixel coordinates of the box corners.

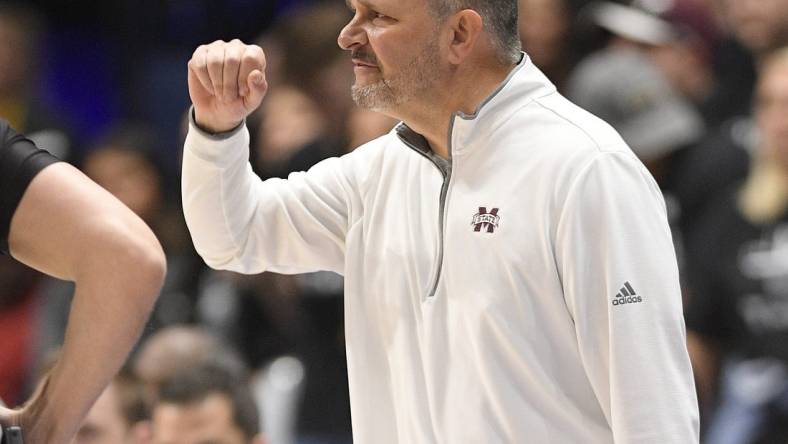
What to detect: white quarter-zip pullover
<box><xmin>182</xmin><ymin>56</ymin><xmax>699</xmax><ymax>443</ymax></box>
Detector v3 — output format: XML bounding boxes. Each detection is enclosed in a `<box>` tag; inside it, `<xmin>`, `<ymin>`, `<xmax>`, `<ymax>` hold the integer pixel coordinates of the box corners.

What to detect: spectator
<box><xmin>132</xmin><ymin>325</ymin><xmax>247</xmax><ymax>397</ymax></box>
<box><xmin>580</xmin><ymin>0</ymin><xmax>729</xmax><ymax>125</ymax></box>
<box><xmin>0</xmin><ymin>1</ymin><xmax>73</xmax><ymax>159</ymax></box>
<box><xmin>518</xmin><ymin>0</ymin><xmax>577</xmax><ymax>91</ymax></box>
<box><xmin>151</xmin><ymin>363</ymin><xmax>264</xmax><ymax>444</ymax></box>
<box><xmin>71</xmin><ymin>371</ymin><xmax>150</xmax><ymax>444</ymax></box>
<box><xmin>702</xmin><ymin>0</ymin><xmax>788</xmax><ymax>125</ymax></box>
<box><xmin>252</xmin><ymin>85</ymin><xmax>330</xmax><ymax>179</ymax></box>
<box><xmin>266</xmin><ymin>2</ymin><xmax>354</xmax><ymax>144</ymax></box>
<box><xmin>569</xmin><ymin>47</ymin><xmax>704</xmax><ymax>172</ymax></box>
<box><xmin>726</xmin><ymin>0</ymin><xmax>788</xmax><ymax>61</ymax></box>
<box><xmin>685</xmin><ymin>46</ymin><xmax>788</xmax><ymax>444</ymax></box>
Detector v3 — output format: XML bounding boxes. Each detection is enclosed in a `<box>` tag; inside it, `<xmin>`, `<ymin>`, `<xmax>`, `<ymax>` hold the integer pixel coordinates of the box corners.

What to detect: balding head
<box><xmin>133</xmin><ymin>326</ymin><xmax>246</xmax><ymax>393</ymax></box>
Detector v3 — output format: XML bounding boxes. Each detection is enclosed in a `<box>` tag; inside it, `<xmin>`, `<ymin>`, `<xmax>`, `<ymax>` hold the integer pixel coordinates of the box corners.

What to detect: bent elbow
<box><xmin>134</xmin><ymin>236</ymin><xmax>167</xmax><ymax>298</ymax></box>
<box><xmin>104</xmin><ymin>222</ymin><xmax>167</xmax><ymax>305</ymax></box>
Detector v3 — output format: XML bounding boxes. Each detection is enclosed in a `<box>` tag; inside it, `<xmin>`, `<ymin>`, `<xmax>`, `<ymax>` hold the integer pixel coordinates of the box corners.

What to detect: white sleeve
<box><xmin>555</xmin><ymin>150</ymin><xmax>699</xmax><ymax>443</ymax></box>
<box><xmin>182</xmin><ymin>117</ymin><xmax>353</xmax><ymax>275</ymax></box>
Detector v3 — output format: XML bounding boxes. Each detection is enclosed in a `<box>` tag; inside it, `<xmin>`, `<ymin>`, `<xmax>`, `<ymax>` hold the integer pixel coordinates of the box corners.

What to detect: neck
<box><xmin>392</xmin><ymin>56</ymin><xmax>517</xmax><ymax>159</ymax></box>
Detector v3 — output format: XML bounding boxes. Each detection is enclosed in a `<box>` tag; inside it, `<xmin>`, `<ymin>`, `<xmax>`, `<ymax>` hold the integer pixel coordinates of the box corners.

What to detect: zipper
<box><xmin>396</xmin><ymin>118</ymin><xmax>456</xmax><ymax>298</ymax></box>
<box><xmin>391</xmin><ymin>57</ymin><xmax>525</xmax><ymax>297</ymax></box>
<box><xmin>428</xmin><ymin>159</ymin><xmax>452</xmax><ymax>297</ymax></box>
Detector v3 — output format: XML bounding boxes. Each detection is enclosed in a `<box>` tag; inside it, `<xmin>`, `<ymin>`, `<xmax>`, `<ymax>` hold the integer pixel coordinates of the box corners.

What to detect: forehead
<box><xmin>346</xmin><ymin>0</ymin><xmax>428</xmax><ymax>12</ymax></box>
<box><xmin>153</xmin><ymin>395</ymin><xmax>246</xmax><ymax>443</ymax></box>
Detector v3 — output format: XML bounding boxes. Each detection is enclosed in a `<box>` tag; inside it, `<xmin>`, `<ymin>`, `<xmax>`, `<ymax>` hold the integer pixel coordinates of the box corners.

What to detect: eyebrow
<box><xmin>345</xmin><ymin>0</ymin><xmax>376</xmax><ymax>11</ymax></box>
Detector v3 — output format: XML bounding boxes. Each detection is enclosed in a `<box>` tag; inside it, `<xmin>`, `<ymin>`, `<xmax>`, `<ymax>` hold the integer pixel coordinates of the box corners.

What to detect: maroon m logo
<box><xmin>471</xmin><ymin>207</ymin><xmax>500</xmax><ymax>233</ymax></box>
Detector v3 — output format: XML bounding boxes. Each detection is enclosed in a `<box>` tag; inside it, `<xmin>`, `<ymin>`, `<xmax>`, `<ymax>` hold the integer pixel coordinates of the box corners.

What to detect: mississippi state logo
<box><xmin>471</xmin><ymin>207</ymin><xmax>500</xmax><ymax>233</ymax></box>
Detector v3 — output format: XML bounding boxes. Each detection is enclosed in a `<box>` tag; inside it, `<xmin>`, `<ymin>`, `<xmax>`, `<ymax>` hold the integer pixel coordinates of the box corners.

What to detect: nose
<box><xmin>338</xmin><ymin>15</ymin><xmax>367</xmax><ymax>50</ymax></box>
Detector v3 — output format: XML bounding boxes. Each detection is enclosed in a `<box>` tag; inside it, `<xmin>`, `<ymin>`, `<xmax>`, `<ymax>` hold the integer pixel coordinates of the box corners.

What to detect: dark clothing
<box><xmin>701</xmin><ymin>37</ymin><xmax>757</xmax><ymax>128</ymax></box>
<box><xmin>666</xmin><ymin>117</ymin><xmax>752</xmax><ymax>238</ymax></box>
<box><xmin>686</xmin><ymin>188</ymin><xmax>788</xmax><ymax>362</ymax></box>
<box><xmin>0</xmin><ymin>119</ymin><xmax>59</xmax><ymax>254</ymax></box>
<box><xmin>686</xmin><ymin>187</ymin><xmax>788</xmax><ymax>444</ymax></box>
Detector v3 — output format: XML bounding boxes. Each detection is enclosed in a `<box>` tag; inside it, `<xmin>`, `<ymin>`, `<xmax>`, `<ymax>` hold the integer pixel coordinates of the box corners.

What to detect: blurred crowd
<box><xmin>2</xmin><ymin>0</ymin><xmax>788</xmax><ymax>442</ymax></box>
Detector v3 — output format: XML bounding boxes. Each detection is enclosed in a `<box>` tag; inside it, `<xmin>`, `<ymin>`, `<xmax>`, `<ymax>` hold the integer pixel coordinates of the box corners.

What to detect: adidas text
<box><xmin>611</xmin><ymin>281</ymin><xmax>643</xmax><ymax>306</ymax></box>
<box><xmin>612</xmin><ymin>295</ymin><xmax>643</xmax><ymax>306</ymax></box>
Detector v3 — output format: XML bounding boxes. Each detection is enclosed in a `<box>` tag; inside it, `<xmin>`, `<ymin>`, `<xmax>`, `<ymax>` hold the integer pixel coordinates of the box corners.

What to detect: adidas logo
<box><xmin>611</xmin><ymin>281</ymin><xmax>643</xmax><ymax>306</ymax></box>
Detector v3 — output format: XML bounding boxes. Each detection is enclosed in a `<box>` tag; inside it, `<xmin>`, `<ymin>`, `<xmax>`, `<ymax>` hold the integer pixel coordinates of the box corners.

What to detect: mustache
<box><xmin>351</xmin><ymin>49</ymin><xmax>378</xmax><ymax>65</ymax></box>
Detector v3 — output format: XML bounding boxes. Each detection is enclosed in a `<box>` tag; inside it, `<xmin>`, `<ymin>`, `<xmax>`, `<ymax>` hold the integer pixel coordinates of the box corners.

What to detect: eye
<box><xmin>371</xmin><ymin>11</ymin><xmax>394</xmax><ymax>23</ymax></box>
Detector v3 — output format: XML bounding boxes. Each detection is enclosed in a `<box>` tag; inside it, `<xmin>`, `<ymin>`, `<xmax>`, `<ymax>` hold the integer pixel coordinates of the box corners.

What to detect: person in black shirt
<box><xmin>685</xmin><ymin>48</ymin><xmax>788</xmax><ymax>443</ymax></box>
<box><xmin>0</xmin><ymin>119</ymin><xmax>166</xmax><ymax>443</ymax></box>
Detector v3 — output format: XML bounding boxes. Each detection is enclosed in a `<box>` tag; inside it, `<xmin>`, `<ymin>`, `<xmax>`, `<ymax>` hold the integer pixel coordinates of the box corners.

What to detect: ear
<box><xmin>446</xmin><ymin>9</ymin><xmax>483</xmax><ymax>65</ymax></box>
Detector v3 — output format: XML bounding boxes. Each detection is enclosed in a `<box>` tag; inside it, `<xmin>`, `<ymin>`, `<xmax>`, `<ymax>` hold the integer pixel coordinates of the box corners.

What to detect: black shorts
<box><xmin>0</xmin><ymin>119</ymin><xmax>59</xmax><ymax>254</ymax></box>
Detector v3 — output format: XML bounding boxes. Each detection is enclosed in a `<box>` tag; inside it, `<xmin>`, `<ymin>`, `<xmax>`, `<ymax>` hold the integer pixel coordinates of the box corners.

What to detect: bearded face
<box><xmin>338</xmin><ymin>0</ymin><xmax>448</xmax><ymax>113</ymax></box>
<box><xmin>350</xmin><ymin>38</ymin><xmax>442</xmax><ymax>111</ymax></box>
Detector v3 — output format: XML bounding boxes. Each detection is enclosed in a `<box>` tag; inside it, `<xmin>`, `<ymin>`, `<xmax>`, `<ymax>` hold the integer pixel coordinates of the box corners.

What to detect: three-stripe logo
<box><xmin>612</xmin><ymin>281</ymin><xmax>643</xmax><ymax>306</ymax></box>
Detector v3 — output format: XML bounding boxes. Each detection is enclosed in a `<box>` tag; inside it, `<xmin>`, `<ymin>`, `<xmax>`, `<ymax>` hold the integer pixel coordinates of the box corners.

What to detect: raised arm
<box><xmin>183</xmin><ymin>40</ymin><xmax>353</xmax><ymax>275</ymax></box>
<box><xmin>188</xmin><ymin>39</ymin><xmax>268</xmax><ymax>134</ymax></box>
<box><xmin>1</xmin><ymin>162</ymin><xmax>165</xmax><ymax>443</ymax></box>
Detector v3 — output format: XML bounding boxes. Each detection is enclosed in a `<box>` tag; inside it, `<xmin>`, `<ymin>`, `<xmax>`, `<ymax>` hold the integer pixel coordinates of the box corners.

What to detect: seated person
<box><xmin>71</xmin><ymin>371</ymin><xmax>150</xmax><ymax>444</ymax></box>
<box><xmin>151</xmin><ymin>363</ymin><xmax>264</xmax><ymax>444</ymax></box>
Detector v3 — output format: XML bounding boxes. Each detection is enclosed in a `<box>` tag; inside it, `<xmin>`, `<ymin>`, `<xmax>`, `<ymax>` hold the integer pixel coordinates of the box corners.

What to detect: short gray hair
<box><xmin>429</xmin><ymin>0</ymin><xmax>521</xmax><ymax>64</ymax></box>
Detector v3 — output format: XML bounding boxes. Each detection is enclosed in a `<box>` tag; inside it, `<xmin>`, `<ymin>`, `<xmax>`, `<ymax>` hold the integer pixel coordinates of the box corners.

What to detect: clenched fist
<box><xmin>188</xmin><ymin>39</ymin><xmax>268</xmax><ymax>133</ymax></box>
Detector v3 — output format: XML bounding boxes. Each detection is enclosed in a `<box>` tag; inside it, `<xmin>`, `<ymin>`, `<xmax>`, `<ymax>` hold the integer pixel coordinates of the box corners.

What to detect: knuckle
<box><xmin>241</xmin><ymin>52</ymin><xmax>259</xmax><ymax>64</ymax></box>
<box><xmin>207</xmin><ymin>40</ymin><xmax>225</xmax><ymax>51</ymax></box>
<box><xmin>207</xmin><ymin>58</ymin><xmax>223</xmax><ymax>71</ymax></box>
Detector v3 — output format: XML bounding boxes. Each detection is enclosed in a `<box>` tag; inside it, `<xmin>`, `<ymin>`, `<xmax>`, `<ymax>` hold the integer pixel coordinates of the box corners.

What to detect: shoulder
<box><xmin>492</xmin><ymin>90</ymin><xmax>634</xmax><ymax>186</ymax></box>
<box><xmin>493</xmin><ymin>92</ymin><xmax>640</xmax><ymax>200</ymax></box>
<box><xmin>0</xmin><ymin>120</ymin><xmax>61</xmax><ymax>252</ymax></box>
<box><xmin>527</xmin><ymin>91</ymin><xmax>630</xmax><ymax>156</ymax></box>
<box><xmin>0</xmin><ymin>122</ymin><xmax>59</xmax><ymax>175</ymax></box>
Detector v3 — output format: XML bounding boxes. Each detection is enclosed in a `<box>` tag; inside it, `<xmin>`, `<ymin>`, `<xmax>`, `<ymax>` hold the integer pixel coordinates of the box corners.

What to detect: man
<box><xmin>0</xmin><ymin>118</ymin><xmax>166</xmax><ymax>442</ymax></box>
<box><xmin>132</xmin><ymin>326</ymin><xmax>247</xmax><ymax>398</ymax></box>
<box><xmin>71</xmin><ymin>372</ymin><xmax>150</xmax><ymax>444</ymax></box>
<box><xmin>150</xmin><ymin>363</ymin><xmax>264</xmax><ymax>444</ymax></box>
<box><xmin>181</xmin><ymin>0</ymin><xmax>699</xmax><ymax>442</ymax></box>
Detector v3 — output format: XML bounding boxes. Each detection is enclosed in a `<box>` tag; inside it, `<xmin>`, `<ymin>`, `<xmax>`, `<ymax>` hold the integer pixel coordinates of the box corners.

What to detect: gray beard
<box><xmin>351</xmin><ymin>80</ymin><xmax>401</xmax><ymax>111</ymax></box>
<box><xmin>350</xmin><ymin>40</ymin><xmax>440</xmax><ymax>111</ymax></box>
